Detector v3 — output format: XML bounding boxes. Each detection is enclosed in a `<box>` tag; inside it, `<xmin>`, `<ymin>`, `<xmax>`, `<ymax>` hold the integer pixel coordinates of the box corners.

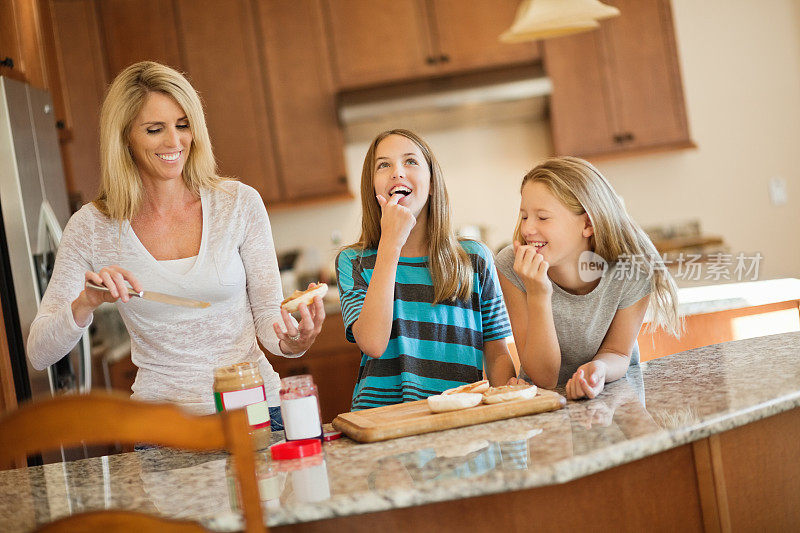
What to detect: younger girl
<box><xmin>495</xmin><ymin>157</ymin><xmax>679</xmax><ymax>400</ymax></box>
<box><xmin>337</xmin><ymin>129</ymin><xmax>516</xmax><ymax>410</ymax></box>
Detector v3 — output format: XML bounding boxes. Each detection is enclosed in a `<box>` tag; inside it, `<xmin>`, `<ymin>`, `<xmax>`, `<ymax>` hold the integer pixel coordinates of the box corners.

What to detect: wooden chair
<box><xmin>0</xmin><ymin>392</ymin><xmax>266</xmax><ymax>532</ymax></box>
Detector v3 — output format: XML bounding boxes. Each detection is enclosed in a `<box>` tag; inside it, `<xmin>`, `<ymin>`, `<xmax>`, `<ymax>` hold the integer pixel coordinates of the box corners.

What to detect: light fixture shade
<box><xmin>500</xmin><ymin>0</ymin><xmax>621</xmax><ymax>43</ymax></box>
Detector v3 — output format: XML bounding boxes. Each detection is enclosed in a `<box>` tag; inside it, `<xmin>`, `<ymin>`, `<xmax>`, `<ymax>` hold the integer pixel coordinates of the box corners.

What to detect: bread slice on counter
<box><xmin>442</xmin><ymin>380</ymin><xmax>489</xmax><ymax>395</ymax></box>
<box><xmin>482</xmin><ymin>384</ymin><xmax>538</xmax><ymax>404</ymax></box>
<box><xmin>427</xmin><ymin>393</ymin><xmax>483</xmax><ymax>412</ymax></box>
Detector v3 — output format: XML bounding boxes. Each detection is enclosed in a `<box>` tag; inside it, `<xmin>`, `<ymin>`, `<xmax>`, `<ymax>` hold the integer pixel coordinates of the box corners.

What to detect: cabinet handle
<box><xmin>439</xmin><ymin>54</ymin><xmax>450</xmax><ymax>63</ymax></box>
<box><xmin>426</xmin><ymin>56</ymin><xmax>438</xmax><ymax>65</ymax></box>
<box><xmin>338</xmin><ymin>175</ymin><xmax>347</xmax><ymax>185</ymax></box>
<box><xmin>0</xmin><ymin>57</ymin><xmax>14</xmax><ymax>69</ymax></box>
<box><xmin>288</xmin><ymin>365</ymin><xmax>310</xmax><ymax>376</ymax></box>
<box><xmin>56</xmin><ymin>120</ymin><xmax>66</xmax><ymax>130</ymax></box>
<box><xmin>613</xmin><ymin>132</ymin><xmax>636</xmax><ymax>144</ymax></box>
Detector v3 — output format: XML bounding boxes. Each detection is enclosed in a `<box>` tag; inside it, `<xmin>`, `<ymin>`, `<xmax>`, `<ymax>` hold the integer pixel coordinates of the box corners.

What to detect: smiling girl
<box><xmin>337</xmin><ymin>129</ymin><xmax>515</xmax><ymax>410</ymax></box>
<box><xmin>495</xmin><ymin>157</ymin><xmax>679</xmax><ymax>400</ymax></box>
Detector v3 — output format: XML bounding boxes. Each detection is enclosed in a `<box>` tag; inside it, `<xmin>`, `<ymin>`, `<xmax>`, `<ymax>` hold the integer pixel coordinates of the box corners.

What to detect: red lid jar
<box><xmin>279</xmin><ymin>375</ymin><xmax>323</xmax><ymax>441</ymax></box>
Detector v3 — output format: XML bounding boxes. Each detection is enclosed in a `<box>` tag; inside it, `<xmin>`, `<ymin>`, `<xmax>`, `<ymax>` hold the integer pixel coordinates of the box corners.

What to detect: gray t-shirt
<box><xmin>495</xmin><ymin>245</ymin><xmax>651</xmax><ymax>385</ymax></box>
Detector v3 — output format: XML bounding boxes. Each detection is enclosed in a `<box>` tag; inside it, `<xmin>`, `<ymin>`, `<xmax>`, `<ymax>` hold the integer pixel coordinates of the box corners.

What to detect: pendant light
<box><xmin>500</xmin><ymin>0</ymin><xmax>620</xmax><ymax>43</ymax></box>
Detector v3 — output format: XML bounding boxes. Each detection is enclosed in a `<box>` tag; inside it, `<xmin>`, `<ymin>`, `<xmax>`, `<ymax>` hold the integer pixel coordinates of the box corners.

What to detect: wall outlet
<box><xmin>769</xmin><ymin>176</ymin><xmax>788</xmax><ymax>206</ymax></box>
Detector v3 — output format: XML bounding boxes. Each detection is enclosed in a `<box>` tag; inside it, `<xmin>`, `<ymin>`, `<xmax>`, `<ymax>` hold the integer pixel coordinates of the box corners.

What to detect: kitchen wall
<box><xmin>268</xmin><ymin>0</ymin><xmax>800</xmax><ymax>282</ymax></box>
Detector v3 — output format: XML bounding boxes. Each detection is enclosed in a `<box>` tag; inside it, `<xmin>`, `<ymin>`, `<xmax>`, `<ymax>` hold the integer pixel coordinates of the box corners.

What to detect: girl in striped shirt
<box><xmin>336</xmin><ymin>129</ymin><xmax>515</xmax><ymax>410</ymax></box>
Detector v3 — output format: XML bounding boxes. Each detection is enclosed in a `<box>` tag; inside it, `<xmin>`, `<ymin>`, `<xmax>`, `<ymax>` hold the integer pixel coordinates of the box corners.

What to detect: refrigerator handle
<box><xmin>38</xmin><ymin>201</ymin><xmax>92</xmax><ymax>393</ymax></box>
<box><xmin>36</xmin><ymin>200</ymin><xmax>62</xmax><ymax>248</ymax></box>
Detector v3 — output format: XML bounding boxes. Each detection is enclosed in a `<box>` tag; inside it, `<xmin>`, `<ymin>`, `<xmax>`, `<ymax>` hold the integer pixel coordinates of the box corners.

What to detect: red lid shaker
<box><xmin>279</xmin><ymin>375</ymin><xmax>323</xmax><ymax>441</ymax></box>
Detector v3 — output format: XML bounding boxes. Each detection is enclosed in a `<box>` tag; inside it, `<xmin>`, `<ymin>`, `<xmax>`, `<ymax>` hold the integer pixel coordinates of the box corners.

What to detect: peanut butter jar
<box><xmin>213</xmin><ymin>362</ymin><xmax>271</xmax><ymax>450</ymax></box>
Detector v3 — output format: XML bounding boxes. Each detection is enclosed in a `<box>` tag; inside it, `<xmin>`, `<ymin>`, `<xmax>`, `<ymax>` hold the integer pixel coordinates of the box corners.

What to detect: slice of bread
<box><xmin>281</xmin><ymin>283</ymin><xmax>328</xmax><ymax>313</ymax></box>
<box><xmin>427</xmin><ymin>393</ymin><xmax>483</xmax><ymax>413</ymax></box>
<box><xmin>443</xmin><ymin>380</ymin><xmax>490</xmax><ymax>395</ymax></box>
<box><xmin>482</xmin><ymin>384</ymin><xmax>538</xmax><ymax>404</ymax></box>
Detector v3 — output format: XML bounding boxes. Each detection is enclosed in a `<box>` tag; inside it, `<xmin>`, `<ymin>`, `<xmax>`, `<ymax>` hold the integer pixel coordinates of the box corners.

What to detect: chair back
<box><xmin>0</xmin><ymin>392</ymin><xmax>265</xmax><ymax>532</ymax></box>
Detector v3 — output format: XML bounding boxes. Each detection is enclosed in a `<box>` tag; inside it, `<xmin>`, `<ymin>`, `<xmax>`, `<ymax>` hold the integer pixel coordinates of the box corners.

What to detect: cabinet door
<box><xmin>321</xmin><ymin>0</ymin><xmax>436</xmax><ymax>89</ymax></box>
<box><xmin>49</xmin><ymin>0</ymin><xmax>108</xmax><ymax>204</ymax></box>
<box><xmin>0</xmin><ymin>0</ymin><xmax>25</xmax><ymax>82</ymax></box>
<box><xmin>544</xmin><ymin>0</ymin><xmax>691</xmax><ymax>158</ymax></box>
<box><xmin>311</xmin><ymin>348</ymin><xmax>361</xmax><ymax>422</ymax></box>
<box><xmin>544</xmin><ymin>30</ymin><xmax>620</xmax><ymax>157</ymax></box>
<box><xmin>255</xmin><ymin>0</ymin><xmax>348</xmax><ymax>201</ymax></box>
<box><xmin>429</xmin><ymin>0</ymin><xmax>541</xmax><ymax>75</ymax></box>
<box><xmin>98</xmin><ymin>0</ymin><xmax>182</xmax><ymax>75</ymax></box>
<box><xmin>603</xmin><ymin>0</ymin><xmax>690</xmax><ymax>150</ymax></box>
<box><xmin>176</xmin><ymin>0</ymin><xmax>282</xmax><ymax>203</ymax></box>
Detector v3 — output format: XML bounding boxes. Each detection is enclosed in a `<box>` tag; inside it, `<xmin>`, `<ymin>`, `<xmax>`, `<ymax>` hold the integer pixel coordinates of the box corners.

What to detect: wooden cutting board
<box><xmin>332</xmin><ymin>389</ymin><xmax>566</xmax><ymax>443</ymax></box>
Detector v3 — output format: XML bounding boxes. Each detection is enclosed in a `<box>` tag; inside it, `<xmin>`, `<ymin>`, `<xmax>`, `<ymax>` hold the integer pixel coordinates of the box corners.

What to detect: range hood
<box><xmin>337</xmin><ymin>65</ymin><xmax>552</xmax><ymax>139</ymax></box>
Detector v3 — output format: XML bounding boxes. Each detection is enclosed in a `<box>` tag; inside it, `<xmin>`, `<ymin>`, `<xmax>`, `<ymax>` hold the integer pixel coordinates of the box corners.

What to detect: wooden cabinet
<box><xmin>47</xmin><ymin>0</ymin><xmax>107</xmax><ymax>205</ymax></box>
<box><xmin>322</xmin><ymin>0</ymin><xmax>541</xmax><ymax>90</ymax></box>
<box><xmin>45</xmin><ymin>0</ymin><xmax>347</xmax><ymax>206</ymax></box>
<box><xmin>543</xmin><ymin>0</ymin><xmax>692</xmax><ymax>158</ymax></box>
<box><xmin>97</xmin><ymin>0</ymin><xmax>183</xmax><ymax>74</ymax></box>
<box><xmin>0</xmin><ymin>0</ymin><xmax>56</xmax><ymax>86</ymax></box>
<box><xmin>321</xmin><ymin>0</ymin><xmax>435</xmax><ymax>89</ymax></box>
<box><xmin>428</xmin><ymin>0</ymin><xmax>541</xmax><ymax>76</ymax></box>
<box><xmin>254</xmin><ymin>0</ymin><xmax>348</xmax><ymax>200</ymax></box>
<box><xmin>638</xmin><ymin>300</ymin><xmax>800</xmax><ymax>361</ymax></box>
<box><xmin>177</xmin><ymin>0</ymin><xmax>283</xmax><ymax>203</ymax></box>
<box><xmin>266</xmin><ymin>312</ymin><xmax>361</xmax><ymax>423</ymax></box>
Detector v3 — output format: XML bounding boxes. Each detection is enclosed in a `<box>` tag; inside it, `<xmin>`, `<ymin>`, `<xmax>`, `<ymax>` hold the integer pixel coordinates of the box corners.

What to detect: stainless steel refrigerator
<box><xmin>0</xmin><ymin>76</ymin><xmax>92</xmax><ymax>411</ymax></box>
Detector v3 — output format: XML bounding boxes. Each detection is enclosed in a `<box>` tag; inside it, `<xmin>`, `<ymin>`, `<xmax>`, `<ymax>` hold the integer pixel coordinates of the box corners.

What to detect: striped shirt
<box><xmin>336</xmin><ymin>240</ymin><xmax>512</xmax><ymax>410</ymax></box>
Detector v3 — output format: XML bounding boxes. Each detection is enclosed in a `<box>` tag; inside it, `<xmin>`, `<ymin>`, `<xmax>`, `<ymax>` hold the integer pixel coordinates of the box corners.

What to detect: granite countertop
<box><xmin>2</xmin><ymin>333</ymin><xmax>799</xmax><ymax>531</ymax></box>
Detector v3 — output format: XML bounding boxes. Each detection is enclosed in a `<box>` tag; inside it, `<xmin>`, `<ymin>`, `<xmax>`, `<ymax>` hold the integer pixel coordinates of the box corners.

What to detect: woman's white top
<box><xmin>158</xmin><ymin>255</ymin><xmax>197</xmax><ymax>275</ymax></box>
<box><xmin>27</xmin><ymin>181</ymin><xmax>301</xmax><ymax>413</ymax></box>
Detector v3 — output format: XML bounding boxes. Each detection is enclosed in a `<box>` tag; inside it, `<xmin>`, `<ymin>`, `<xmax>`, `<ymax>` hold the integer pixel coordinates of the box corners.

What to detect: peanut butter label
<box><xmin>214</xmin><ymin>385</ymin><xmax>270</xmax><ymax>429</ymax></box>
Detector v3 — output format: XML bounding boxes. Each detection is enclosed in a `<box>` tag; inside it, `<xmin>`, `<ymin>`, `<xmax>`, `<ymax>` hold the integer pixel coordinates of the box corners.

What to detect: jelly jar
<box><xmin>279</xmin><ymin>374</ymin><xmax>323</xmax><ymax>441</ymax></box>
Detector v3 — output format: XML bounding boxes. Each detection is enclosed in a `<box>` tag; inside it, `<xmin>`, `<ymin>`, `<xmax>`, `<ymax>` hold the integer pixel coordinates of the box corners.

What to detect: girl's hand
<box><xmin>512</xmin><ymin>241</ymin><xmax>552</xmax><ymax>299</ymax></box>
<box><xmin>83</xmin><ymin>266</ymin><xmax>143</xmax><ymax>307</ymax></box>
<box><xmin>377</xmin><ymin>194</ymin><xmax>416</xmax><ymax>251</ymax></box>
<box><xmin>506</xmin><ymin>376</ymin><xmax>528</xmax><ymax>386</ymax></box>
<box><xmin>273</xmin><ymin>289</ymin><xmax>326</xmax><ymax>354</ymax></box>
<box><xmin>566</xmin><ymin>361</ymin><xmax>607</xmax><ymax>400</ymax></box>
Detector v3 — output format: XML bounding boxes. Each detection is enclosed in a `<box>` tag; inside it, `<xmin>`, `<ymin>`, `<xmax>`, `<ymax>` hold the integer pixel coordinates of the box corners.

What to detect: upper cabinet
<box><xmin>322</xmin><ymin>0</ymin><xmax>541</xmax><ymax>90</ymax></box>
<box><xmin>176</xmin><ymin>0</ymin><xmax>283</xmax><ymax>203</ymax></box>
<box><xmin>97</xmin><ymin>0</ymin><xmax>183</xmax><ymax>74</ymax></box>
<box><xmin>254</xmin><ymin>0</ymin><xmax>348</xmax><ymax>201</ymax></box>
<box><xmin>543</xmin><ymin>0</ymin><xmax>692</xmax><ymax>158</ymax></box>
<box><xmin>48</xmin><ymin>0</ymin><xmax>108</xmax><ymax>203</ymax></box>
<box><xmin>44</xmin><ymin>0</ymin><xmax>347</xmax><ymax>206</ymax></box>
<box><xmin>29</xmin><ymin>0</ymin><xmax>691</xmax><ymax>206</ymax></box>
<box><xmin>321</xmin><ymin>0</ymin><xmax>435</xmax><ymax>89</ymax></box>
<box><xmin>428</xmin><ymin>0</ymin><xmax>541</xmax><ymax>76</ymax></box>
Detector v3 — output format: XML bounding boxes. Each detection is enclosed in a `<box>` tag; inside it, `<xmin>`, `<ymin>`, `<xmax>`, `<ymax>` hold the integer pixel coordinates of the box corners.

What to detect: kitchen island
<box><xmin>1</xmin><ymin>333</ymin><xmax>798</xmax><ymax>531</ymax></box>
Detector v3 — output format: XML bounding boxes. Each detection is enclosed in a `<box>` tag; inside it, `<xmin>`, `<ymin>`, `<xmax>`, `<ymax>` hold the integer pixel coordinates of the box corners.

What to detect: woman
<box><xmin>27</xmin><ymin>61</ymin><xmax>325</xmax><ymax>423</ymax></box>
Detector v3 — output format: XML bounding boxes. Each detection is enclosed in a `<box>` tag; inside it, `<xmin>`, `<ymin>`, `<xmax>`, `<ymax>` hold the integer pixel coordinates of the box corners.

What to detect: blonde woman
<box><xmin>27</xmin><ymin>61</ymin><xmax>324</xmax><ymax>424</ymax></box>
<box><xmin>496</xmin><ymin>157</ymin><xmax>680</xmax><ymax>400</ymax></box>
<box><xmin>336</xmin><ymin>129</ymin><xmax>515</xmax><ymax>410</ymax></box>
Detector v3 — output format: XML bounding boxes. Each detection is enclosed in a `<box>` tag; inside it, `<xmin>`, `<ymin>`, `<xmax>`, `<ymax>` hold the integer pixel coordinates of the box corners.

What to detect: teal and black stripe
<box><xmin>336</xmin><ymin>240</ymin><xmax>512</xmax><ymax>411</ymax></box>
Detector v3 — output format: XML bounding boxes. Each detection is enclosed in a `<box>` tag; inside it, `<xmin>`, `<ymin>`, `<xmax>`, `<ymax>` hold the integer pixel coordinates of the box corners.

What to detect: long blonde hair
<box><xmin>349</xmin><ymin>129</ymin><xmax>473</xmax><ymax>303</ymax></box>
<box><xmin>95</xmin><ymin>61</ymin><xmax>224</xmax><ymax>220</ymax></box>
<box><xmin>514</xmin><ymin>157</ymin><xmax>681</xmax><ymax>336</ymax></box>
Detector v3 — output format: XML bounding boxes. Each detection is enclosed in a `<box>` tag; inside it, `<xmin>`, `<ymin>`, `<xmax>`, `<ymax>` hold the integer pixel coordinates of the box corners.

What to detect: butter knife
<box><xmin>85</xmin><ymin>280</ymin><xmax>210</xmax><ymax>309</ymax></box>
